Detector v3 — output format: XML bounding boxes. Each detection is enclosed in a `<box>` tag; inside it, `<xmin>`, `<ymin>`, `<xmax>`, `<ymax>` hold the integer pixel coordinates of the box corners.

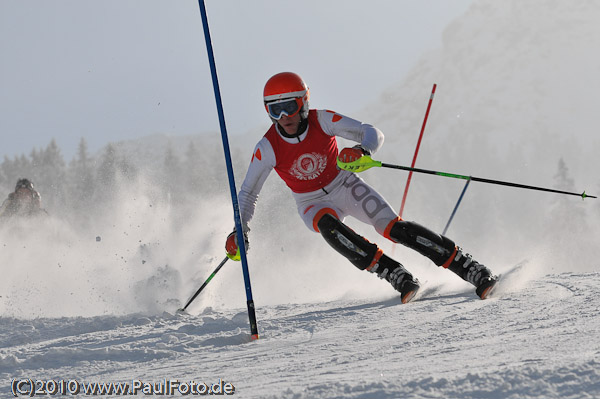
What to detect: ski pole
<box><xmin>337</xmin><ymin>156</ymin><xmax>597</xmax><ymax>199</ymax></box>
<box><xmin>179</xmin><ymin>256</ymin><xmax>229</xmax><ymax>312</ymax></box>
<box><xmin>399</xmin><ymin>83</ymin><xmax>437</xmax><ymax>218</ymax></box>
<box><xmin>442</xmin><ymin>177</ymin><xmax>471</xmax><ymax>235</ymax></box>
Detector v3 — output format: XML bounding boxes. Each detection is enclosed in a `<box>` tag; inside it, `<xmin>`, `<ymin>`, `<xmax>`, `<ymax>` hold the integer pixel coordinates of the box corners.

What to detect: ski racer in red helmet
<box><xmin>225</xmin><ymin>72</ymin><xmax>498</xmax><ymax>302</ymax></box>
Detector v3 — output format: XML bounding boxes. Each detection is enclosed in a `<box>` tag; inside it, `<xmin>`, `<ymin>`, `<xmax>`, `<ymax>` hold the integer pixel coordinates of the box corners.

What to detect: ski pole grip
<box><xmin>337</xmin><ymin>155</ymin><xmax>382</xmax><ymax>173</ymax></box>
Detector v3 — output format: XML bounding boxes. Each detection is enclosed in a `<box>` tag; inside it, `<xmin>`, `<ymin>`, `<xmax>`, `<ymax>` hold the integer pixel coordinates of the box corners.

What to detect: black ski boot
<box><xmin>370</xmin><ymin>254</ymin><xmax>421</xmax><ymax>304</ymax></box>
<box><xmin>475</xmin><ymin>275</ymin><xmax>498</xmax><ymax>300</ymax></box>
<box><xmin>446</xmin><ymin>247</ymin><xmax>498</xmax><ymax>299</ymax></box>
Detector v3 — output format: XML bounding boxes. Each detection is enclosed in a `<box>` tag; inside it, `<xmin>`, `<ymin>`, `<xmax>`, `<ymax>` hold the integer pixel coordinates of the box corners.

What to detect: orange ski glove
<box><xmin>338</xmin><ymin>145</ymin><xmax>370</xmax><ymax>163</ymax></box>
<box><xmin>225</xmin><ymin>229</ymin><xmax>249</xmax><ymax>261</ymax></box>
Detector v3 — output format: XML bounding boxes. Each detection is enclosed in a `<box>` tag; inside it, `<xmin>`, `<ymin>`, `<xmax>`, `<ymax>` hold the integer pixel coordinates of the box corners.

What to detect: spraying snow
<box><xmin>1</xmin><ymin>1</ymin><xmax>599</xmax><ymax>397</ymax></box>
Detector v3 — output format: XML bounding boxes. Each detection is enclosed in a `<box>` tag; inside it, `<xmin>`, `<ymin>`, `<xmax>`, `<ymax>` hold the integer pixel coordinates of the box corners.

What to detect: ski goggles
<box><xmin>265</xmin><ymin>98</ymin><xmax>302</xmax><ymax>120</ymax></box>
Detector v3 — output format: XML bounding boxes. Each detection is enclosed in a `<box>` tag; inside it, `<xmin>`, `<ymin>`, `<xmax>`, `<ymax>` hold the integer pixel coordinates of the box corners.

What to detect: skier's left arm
<box><xmin>317</xmin><ymin>109</ymin><xmax>384</xmax><ymax>162</ymax></box>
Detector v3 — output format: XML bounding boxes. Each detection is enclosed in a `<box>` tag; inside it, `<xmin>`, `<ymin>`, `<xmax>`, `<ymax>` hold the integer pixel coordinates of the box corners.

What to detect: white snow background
<box><xmin>1</xmin><ymin>1</ymin><xmax>600</xmax><ymax>398</ymax></box>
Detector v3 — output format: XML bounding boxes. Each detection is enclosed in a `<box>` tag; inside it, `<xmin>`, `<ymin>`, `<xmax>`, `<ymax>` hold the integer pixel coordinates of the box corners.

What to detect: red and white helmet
<box><xmin>263</xmin><ymin>72</ymin><xmax>310</xmax><ymax>121</ymax></box>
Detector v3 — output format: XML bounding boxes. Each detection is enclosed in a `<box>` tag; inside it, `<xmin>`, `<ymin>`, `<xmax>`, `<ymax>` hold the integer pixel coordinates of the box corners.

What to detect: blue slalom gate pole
<box><xmin>442</xmin><ymin>177</ymin><xmax>471</xmax><ymax>235</ymax></box>
<box><xmin>197</xmin><ymin>0</ymin><xmax>259</xmax><ymax>340</ymax></box>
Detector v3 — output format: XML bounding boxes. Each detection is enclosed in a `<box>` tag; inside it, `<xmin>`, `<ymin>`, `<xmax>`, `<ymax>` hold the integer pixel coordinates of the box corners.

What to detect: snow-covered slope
<box><xmin>2</xmin><ymin>271</ymin><xmax>599</xmax><ymax>398</ymax></box>
<box><xmin>1</xmin><ymin>0</ymin><xmax>599</xmax><ymax>398</ymax></box>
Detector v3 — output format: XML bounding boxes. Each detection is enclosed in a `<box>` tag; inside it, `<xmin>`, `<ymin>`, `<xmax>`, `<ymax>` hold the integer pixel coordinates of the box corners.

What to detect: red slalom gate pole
<box><xmin>398</xmin><ymin>83</ymin><xmax>437</xmax><ymax>218</ymax></box>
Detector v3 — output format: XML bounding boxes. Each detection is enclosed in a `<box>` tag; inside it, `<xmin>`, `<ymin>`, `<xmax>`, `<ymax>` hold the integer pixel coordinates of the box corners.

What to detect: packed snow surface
<box><xmin>2</xmin><ymin>270</ymin><xmax>599</xmax><ymax>398</ymax></box>
<box><xmin>2</xmin><ymin>0</ymin><xmax>600</xmax><ymax>398</ymax></box>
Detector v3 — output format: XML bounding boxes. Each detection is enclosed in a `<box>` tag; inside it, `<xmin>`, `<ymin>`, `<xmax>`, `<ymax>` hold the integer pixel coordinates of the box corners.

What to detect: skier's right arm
<box><xmin>226</xmin><ymin>138</ymin><xmax>275</xmax><ymax>260</ymax></box>
<box><xmin>237</xmin><ymin>138</ymin><xmax>276</xmax><ymax>229</ymax></box>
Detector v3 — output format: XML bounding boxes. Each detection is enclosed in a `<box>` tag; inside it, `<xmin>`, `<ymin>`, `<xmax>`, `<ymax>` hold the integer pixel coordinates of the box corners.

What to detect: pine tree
<box><xmin>67</xmin><ymin>138</ymin><xmax>96</xmax><ymax>218</ymax></box>
<box><xmin>1</xmin><ymin>153</ymin><xmax>34</xmax><ymax>192</ymax></box>
<box><xmin>94</xmin><ymin>143</ymin><xmax>139</xmax><ymax>209</ymax></box>
<box><xmin>0</xmin><ymin>156</ymin><xmax>12</xmax><ymax>193</ymax></box>
<box><xmin>163</xmin><ymin>141</ymin><xmax>183</xmax><ymax>204</ymax></box>
<box><xmin>35</xmin><ymin>139</ymin><xmax>67</xmax><ymax>214</ymax></box>
<box><xmin>549</xmin><ymin>158</ymin><xmax>587</xmax><ymax>234</ymax></box>
<box><xmin>95</xmin><ymin>143</ymin><xmax>119</xmax><ymax>205</ymax></box>
<box><xmin>0</xmin><ymin>156</ymin><xmax>15</xmax><ymax>191</ymax></box>
<box><xmin>554</xmin><ymin>158</ymin><xmax>575</xmax><ymax>192</ymax></box>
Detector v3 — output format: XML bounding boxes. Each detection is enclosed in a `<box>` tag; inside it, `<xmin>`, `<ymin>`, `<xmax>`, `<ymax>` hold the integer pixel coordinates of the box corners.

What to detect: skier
<box><xmin>225</xmin><ymin>72</ymin><xmax>498</xmax><ymax>302</ymax></box>
<box><xmin>0</xmin><ymin>178</ymin><xmax>47</xmax><ymax>218</ymax></box>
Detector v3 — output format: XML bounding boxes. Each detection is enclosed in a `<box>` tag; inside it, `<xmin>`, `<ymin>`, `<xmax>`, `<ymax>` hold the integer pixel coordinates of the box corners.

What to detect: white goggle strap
<box><xmin>264</xmin><ymin>89</ymin><xmax>306</xmax><ymax>103</ymax></box>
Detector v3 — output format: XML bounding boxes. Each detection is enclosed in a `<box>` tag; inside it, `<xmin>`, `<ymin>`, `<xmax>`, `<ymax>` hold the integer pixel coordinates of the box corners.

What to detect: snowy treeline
<box><xmin>0</xmin><ymin>135</ymin><xmax>242</xmax><ymax>226</ymax></box>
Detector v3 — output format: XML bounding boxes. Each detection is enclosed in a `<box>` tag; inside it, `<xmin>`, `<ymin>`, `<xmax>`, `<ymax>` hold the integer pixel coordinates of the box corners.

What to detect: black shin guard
<box><xmin>389</xmin><ymin>221</ymin><xmax>456</xmax><ymax>266</ymax></box>
<box><xmin>317</xmin><ymin>213</ymin><xmax>379</xmax><ymax>270</ymax></box>
<box><xmin>317</xmin><ymin>214</ymin><xmax>420</xmax><ymax>302</ymax></box>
